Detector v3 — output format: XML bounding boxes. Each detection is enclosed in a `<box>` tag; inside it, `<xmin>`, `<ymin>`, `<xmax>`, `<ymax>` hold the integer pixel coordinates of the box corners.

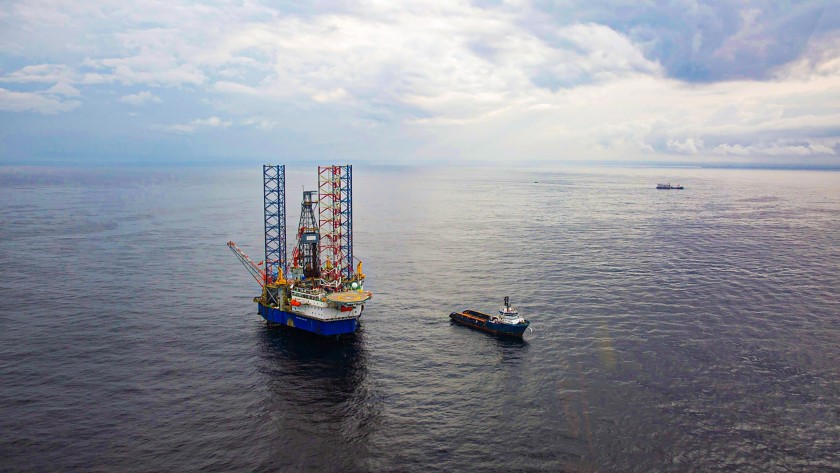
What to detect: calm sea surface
<box><xmin>1</xmin><ymin>165</ymin><xmax>839</xmax><ymax>472</ymax></box>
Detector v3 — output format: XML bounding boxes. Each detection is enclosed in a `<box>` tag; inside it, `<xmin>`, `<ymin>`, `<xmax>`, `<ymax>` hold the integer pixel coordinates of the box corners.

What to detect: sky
<box><xmin>1</xmin><ymin>0</ymin><xmax>839</xmax><ymax>167</ymax></box>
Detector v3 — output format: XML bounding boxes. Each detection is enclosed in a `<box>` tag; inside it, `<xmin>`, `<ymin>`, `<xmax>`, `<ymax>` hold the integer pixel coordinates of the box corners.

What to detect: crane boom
<box><xmin>227</xmin><ymin>241</ymin><xmax>266</xmax><ymax>287</ymax></box>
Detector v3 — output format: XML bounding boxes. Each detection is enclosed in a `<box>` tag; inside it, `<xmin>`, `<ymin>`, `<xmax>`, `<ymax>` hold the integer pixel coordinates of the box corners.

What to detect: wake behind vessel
<box><xmin>227</xmin><ymin>165</ymin><xmax>371</xmax><ymax>337</ymax></box>
<box><xmin>450</xmin><ymin>297</ymin><xmax>530</xmax><ymax>337</ymax></box>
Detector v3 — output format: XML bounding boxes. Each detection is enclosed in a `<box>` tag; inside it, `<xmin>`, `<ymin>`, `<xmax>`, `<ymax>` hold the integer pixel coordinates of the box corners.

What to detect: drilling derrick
<box><xmin>318</xmin><ymin>165</ymin><xmax>353</xmax><ymax>282</ymax></box>
<box><xmin>292</xmin><ymin>190</ymin><xmax>321</xmax><ymax>280</ymax></box>
<box><xmin>263</xmin><ymin>165</ymin><xmax>287</xmax><ymax>285</ymax></box>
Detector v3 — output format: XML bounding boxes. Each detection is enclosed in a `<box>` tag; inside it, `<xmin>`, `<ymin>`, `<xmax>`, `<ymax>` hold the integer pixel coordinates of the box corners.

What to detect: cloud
<box><xmin>213</xmin><ymin>81</ymin><xmax>258</xmax><ymax>95</ymax></box>
<box><xmin>711</xmin><ymin>141</ymin><xmax>836</xmax><ymax>156</ymax></box>
<box><xmin>89</xmin><ymin>55</ymin><xmax>206</xmax><ymax>87</ymax></box>
<box><xmin>529</xmin><ymin>0</ymin><xmax>834</xmax><ymax>82</ymax></box>
<box><xmin>0</xmin><ymin>88</ymin><xmax>80</xmax><ymax>114</ymax></box>
<box><xmin>0</xmin><ymin>0</ymin><xmax>838</xmax><ymax>164</ymax></box>
<box><xmin>119</xmin><ymin>91</ymin><xmax>161</xmax><ymax>105</ymax></box>
<box><xmin>168</xmin><ymin>116</ymin><xmax>232</xmax><ymax>133</ymax></box>
<box><xmin>776</xmin><ymin>31</ymin><xmax>840</xmax><ymax>79</ymax></box>
<box><xmin>668</xmin><ymin>138</ymin><xmax>704</xmax><ymax>155</ymax></box>
<box><xmin>663</xmin><ymin>134</ymin><xmax>839</xmax><ymax>158</ymax></box>
<box><xmin>3</xmin><ymin>3</ymin><xmax>662</xmax><ymax>117</ymax></box>
<box><xmin>46</xmin><ymin>82</ymin><xmax>81</xmax><ymax>97</ymax></box>
<box><xmin>241</xmin><ymin>117</ymin><xmax>277</xmax><ymax>131</ymax></box>
<box><xmin>2</xmin><ymin>64</ymin><xmax>78</xmax><ymax>84</ymax></box>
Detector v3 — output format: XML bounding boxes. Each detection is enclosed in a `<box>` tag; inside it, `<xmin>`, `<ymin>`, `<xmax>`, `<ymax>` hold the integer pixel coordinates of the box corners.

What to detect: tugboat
<box><xmin>450</xmin><ymin>297</ymin><xmax>530</xmax><ymax>337</ymax></box>
<box><xmin>656</xmin><ymin>183</ymin><xmax>684</xmax><ymax>190</ymax></box>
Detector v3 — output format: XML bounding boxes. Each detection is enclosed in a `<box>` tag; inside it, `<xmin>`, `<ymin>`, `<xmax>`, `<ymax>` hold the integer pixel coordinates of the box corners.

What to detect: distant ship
<box><xmin>450</xmin><ymin>297</ymin><xmax>530</xmax><ymax>337</ymax></box>
<box><xmin>656</xmin><ymin>183</ymin><xmax>684</xmax><ymax>190</ymax></box>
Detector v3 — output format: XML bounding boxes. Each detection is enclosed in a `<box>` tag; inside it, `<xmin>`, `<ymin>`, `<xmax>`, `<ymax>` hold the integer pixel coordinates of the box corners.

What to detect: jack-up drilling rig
<box><xmin>227</xmin><ymin>165</ymin><xmax>371</xmax><ymax>336</ymax></box>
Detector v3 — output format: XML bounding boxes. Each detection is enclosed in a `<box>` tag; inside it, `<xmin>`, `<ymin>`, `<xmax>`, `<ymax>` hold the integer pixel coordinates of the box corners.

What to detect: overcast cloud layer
<box><xmin>1</xmin><ymin>0</ymin><xmax>838</xmax><ymax>166</ymax></box>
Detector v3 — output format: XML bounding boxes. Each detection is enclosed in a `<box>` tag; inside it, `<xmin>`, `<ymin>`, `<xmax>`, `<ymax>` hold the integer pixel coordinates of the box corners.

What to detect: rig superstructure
<box><xmin>227</xmin><ymin>165</ymin><xmax>371</xmax><ymax>337</ymax></box>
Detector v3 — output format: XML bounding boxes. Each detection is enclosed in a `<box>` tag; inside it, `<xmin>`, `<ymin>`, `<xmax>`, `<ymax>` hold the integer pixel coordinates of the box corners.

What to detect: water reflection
<box><xmin>254</xmin><ymin>325</ymin><xmax>378</xmax><ymax>471</ymax></box>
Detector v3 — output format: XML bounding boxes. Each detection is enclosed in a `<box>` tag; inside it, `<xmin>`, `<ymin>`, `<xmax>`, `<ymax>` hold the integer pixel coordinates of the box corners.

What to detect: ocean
<box><xmin>1</xmin><ymin>165</ymin><xmax>839</xmax><ymax>472</ymax></box>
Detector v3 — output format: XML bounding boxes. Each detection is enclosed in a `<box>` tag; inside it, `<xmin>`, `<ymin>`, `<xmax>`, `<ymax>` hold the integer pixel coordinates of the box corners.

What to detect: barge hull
<box><xmin>259</xmin><ymin>303</ymin><xmax>358</xmax><ymax>336</ymax></box>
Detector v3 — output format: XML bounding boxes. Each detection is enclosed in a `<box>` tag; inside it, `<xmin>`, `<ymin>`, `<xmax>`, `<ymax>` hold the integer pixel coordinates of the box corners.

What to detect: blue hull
<box><xmin>449</xmin><ymin>311</ymin><xmax>529</xmax><ymax>337</ymax></box>
<box><xmin>258</xmin><ymin>303</ymin><xmax>358</xmax><ymax>336</ymax></box>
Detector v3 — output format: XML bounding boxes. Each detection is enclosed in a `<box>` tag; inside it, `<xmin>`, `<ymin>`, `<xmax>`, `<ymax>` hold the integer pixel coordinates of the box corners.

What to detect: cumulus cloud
<box><xmin>2</xmin><ymin>64</ymin><xmax>78</xmax><ymax>84</ymax></box>
<box><xmin>668</xmin><ymin>138</ymin><xmax>704</xmax><ymax>155</ymax></box>
<box><xmin>711</xmin><ymin>142</ymin><xmax>836</xmax><ymax>156</ymax></box>
<box><xmin>0</xmin><ymin>88</ymin><xmax>80</xmax><ymax>114</ymax></box>
<box><xmin>776</xmin><ymin>31</ymin><xmax>840</xmax><ymax>79</ymax></box>
<box><xmin>213</xmin><ymin>81</ymin><xmax>258</xmax><ymax>95</ymax></box>
<box><xmin>119</xmin><ymin>91</ymin><xmax>161</xmax><ymax>105</ymax></box>
<box><xmin>241</xmin><ymin>117</ymin><xmax>277</xmax><ymax>131</ymax></box>
<box><xmin>0</xmin><ymin>0</ymin><xmax>838</xmax><ymax>164</ymax></box>
<box><xmin>529</xmin><ymin>0</ymin><xmax>834</xmax><ymax>82</ymax></box>
<box><xmin>168</xmin><ymin>116</ymin><xmax>232</xmax><ymax>133</ymax></box>
<box><xmin>90</xmin><ymin>56</ymin><xmax>206</xmax><ymax>87</ymax></box>
<box><xmin>46</xmin><ymin>82</ymin><xmax>81</xmax><ymax>97</ymax></box>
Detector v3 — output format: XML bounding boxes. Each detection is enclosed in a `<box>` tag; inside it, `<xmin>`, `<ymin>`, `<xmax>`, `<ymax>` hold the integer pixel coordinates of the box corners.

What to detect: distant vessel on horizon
<box><xmin>656</xmin><ymin>183</ymin><xmax>684</xmax><ymax>190</ymax></box>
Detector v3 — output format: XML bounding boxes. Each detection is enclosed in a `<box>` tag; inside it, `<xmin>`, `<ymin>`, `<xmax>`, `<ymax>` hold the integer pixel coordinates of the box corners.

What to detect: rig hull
<box><xmin>258</xmin><ymin>302</ymin><xmax>359</xmax><ymax>336</ymax></box>
<box><xmin>450</xmin><ymin>310</ymin><xmax>529</xmax><ymax>337</ymax></box>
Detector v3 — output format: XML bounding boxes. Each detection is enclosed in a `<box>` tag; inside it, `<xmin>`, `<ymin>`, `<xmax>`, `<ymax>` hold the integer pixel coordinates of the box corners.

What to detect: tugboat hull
<box><xmin>449</xmin><ymin>310</ymin><xmax>529</xmax><ymax>337</ymax></box>
<box><xmin>259</xmin><ymin>302</ymin><xmax>358</xmax><ymax>336</ymax></box>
